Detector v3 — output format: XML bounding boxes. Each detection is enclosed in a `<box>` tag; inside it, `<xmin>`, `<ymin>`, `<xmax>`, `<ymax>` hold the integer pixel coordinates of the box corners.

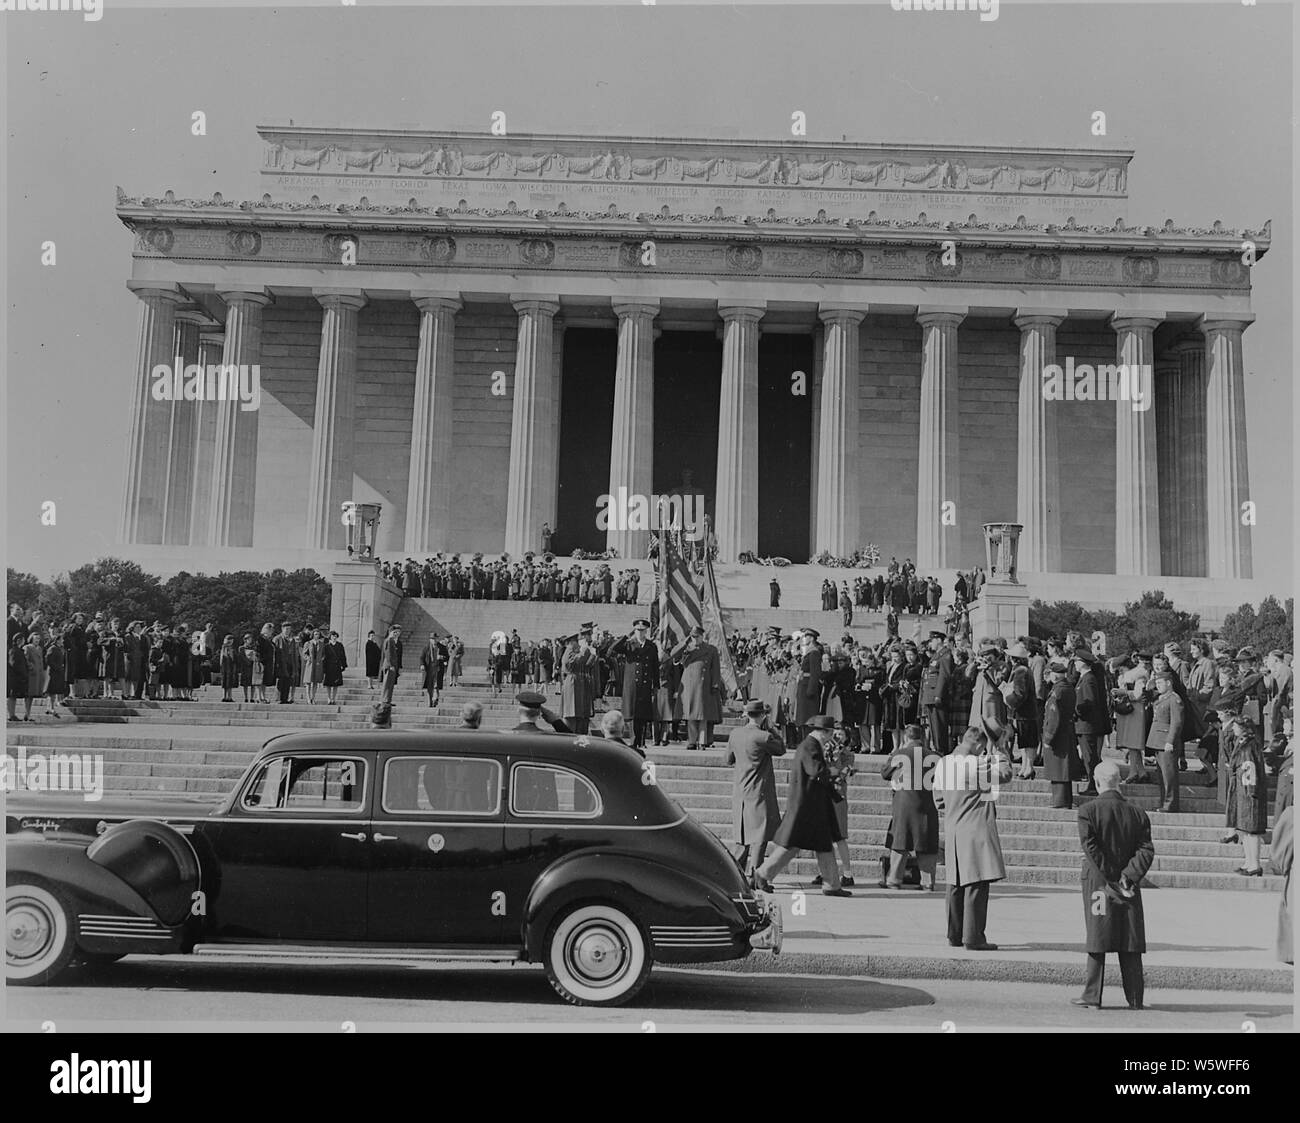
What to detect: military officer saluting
<box><xmin>610</xmin><ymin>618</ymin><xmax>659</xmax><ymax>749</ymax></box>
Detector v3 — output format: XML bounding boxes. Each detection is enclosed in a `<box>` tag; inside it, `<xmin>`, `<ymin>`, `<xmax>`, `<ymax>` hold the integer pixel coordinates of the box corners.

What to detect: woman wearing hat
<box><xmin>1146</xmin><ymin>672</ymin><xmax>1185</xmax><ymax>813</ymax></box>
<box><xmin>880</xmin><ymin>724</ymin><xmax>939</xmax><ymax>889</ymax></box>
<box><xmin>1218</xmin><ymin>689</ymin><xmax>1269</xmax><ymax>876</ymax></box>
<box><xmin>856</xmin><ymin>650</ymin><xmax>885</xmax><ymax>755</ymax></box>
<box><xmin>1113</xmin><ymin>653</ymin><xmax>1152</xmax><ymax>784</ymax></box>
<box><xmin>753</xmin><ymin>714</ymin><xmax>850</xmax><ymax>897</ymax></box>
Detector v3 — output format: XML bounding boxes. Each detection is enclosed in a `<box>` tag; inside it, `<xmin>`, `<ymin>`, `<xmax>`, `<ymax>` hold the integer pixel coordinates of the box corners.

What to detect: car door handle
<box><xmin>372</xmin><ymin>833</ymin><xmax>398</xmax><ymax>842</ymax></box>
<box><xmin>339</xmin><ymin>831</ymin><xmax>367</xmax><ymax>842</ymax></box>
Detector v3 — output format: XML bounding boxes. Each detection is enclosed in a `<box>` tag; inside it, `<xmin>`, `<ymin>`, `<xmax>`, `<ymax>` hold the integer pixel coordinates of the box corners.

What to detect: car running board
<box><xmin>191</xmin><ymin>944</ymin><xmax>525</xmax><ymax>964</ymax></box>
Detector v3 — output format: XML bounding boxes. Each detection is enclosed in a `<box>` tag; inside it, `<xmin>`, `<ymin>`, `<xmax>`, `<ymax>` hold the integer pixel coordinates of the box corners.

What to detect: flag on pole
<box><xmin>657</xmin><ymin>523</ymin><xmax>702</xmax><ymax>653</ymax></box>
<box><xmin>701</xmin><ymin>548</ymin><xmax>740</xmax><ymax>700</ymax></box>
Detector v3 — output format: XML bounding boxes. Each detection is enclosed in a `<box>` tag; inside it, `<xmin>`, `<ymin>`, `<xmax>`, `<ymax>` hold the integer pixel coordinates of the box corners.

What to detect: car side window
<box><xmin>241</xmin><ymin>757</ymin><xmax>366</xmax><ymax>813</ymax></box>
<box><xmin>383</xmin><ymin>756</ymin><xmax>502</xmax><ymax>816</ymax></box>
<box><xmin>510</xmin><ymin>763</ymin><xmax>602</xmax><ymax>819</ymax></box>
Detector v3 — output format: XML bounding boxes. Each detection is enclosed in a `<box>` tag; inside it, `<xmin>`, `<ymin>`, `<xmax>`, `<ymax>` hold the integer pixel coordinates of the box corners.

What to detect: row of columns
<box><xmin>119</xmin><ymin>283</ymin><xmax>1254</xmax><ymax>580</ymax></box>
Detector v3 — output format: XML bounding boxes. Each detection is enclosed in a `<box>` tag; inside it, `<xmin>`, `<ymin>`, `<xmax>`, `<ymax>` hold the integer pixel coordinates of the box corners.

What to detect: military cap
<box><xmin>632</xmin><ymin>618</ymin><xmax>651</xmax><ymax>629</ymax></box>
<box><xmin>515</xmin><ymin>690</ymin><xmax>547</xmax><ymax>709</ymax></box>
<box><xmin>806</xmin><ymin>714</ymin><xmax>836</xmax><ymax>730</ymax></box>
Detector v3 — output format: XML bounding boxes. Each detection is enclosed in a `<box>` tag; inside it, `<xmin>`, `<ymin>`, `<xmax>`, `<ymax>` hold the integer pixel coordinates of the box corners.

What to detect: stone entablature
<box><xmin>257</xmin><ymin>127</ymin><xmax>1132</xmax><ymax>224</ymax></box>
<box><xmin>117</xmin><ymin>195</ymin><xmax>1269</xmax><ymax>294</ymax></box>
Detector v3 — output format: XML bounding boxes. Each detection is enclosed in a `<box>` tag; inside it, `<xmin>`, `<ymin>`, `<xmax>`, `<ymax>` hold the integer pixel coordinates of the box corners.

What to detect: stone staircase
<box><xmin>20</xmin><ymin>677</ymin><xmax>1282</xmax><ymax>894</ymax></box>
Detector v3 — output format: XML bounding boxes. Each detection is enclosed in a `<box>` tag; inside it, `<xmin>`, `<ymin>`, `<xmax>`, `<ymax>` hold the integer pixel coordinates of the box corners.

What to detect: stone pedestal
<box><xmin>967</xmin><ymin>581</ymin><xmax>1031</xmax><ymax>642</ymax></box>
<box><xmin>330</xmin><ymin>560</ymin><xmax>403</xmax><ymax>670</ymax></box>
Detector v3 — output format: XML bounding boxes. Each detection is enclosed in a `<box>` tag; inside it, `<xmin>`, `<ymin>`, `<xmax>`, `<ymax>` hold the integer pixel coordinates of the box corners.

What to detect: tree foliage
<box><xmin>7</xmin><ymin>558</ymin><xmax>332</xmax><ymax>643</ymax></box>
<box><xmin>1219</xmin><ymin>596</ymin><xmax>1294</xmax><ymax>654</ymax></box>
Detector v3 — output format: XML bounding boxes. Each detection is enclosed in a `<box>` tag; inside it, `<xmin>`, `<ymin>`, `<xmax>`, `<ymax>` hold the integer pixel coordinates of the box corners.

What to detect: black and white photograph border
<box><xmin>1</xmin><ymin>0</ymin><xmax>1295</xmax><ymax>1046</ymax></box>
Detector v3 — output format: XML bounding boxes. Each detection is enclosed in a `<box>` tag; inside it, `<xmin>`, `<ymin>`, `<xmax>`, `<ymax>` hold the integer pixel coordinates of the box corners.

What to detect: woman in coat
<box><xmin>1041</xmin><ymin>659</ymin><xmax>1084</xmax><ymax>808</ymax></box>
<box><xmin>1146</xmin><ymin>673</ymin><xmax>1184</xmax><ymax>813</ymax></box>
<box><xmin>364</xmin><ymin>630</ymin><xmax>382</xmax><ymax>690</ymax></box>
<box><xmin>1113</xmin><ymin>654</ymin><xmax>1151</xmax><ymax>783</ymax></box>
<box><xmin>653</xmin><ymin>650</ymin><xmax>682</xmax><ymax>745</ymax></box>
<box><xmin>753</xmin><ymin>716</ymin><xmax>848</xmax><ymax>895</ymax></box>
<box><xmin>302</xmin><ymin>629</ymin><xmax>326</xmax><ymax>703</ymax></box>
<box><xmin>23</xmin><ymin>632</ymin><xmax>45</xmax><ymax>718</ymax></box>
<box><xmin>43</xmin><ymin>635</ymin><xmax>67</xmax><ymax>715</ymax></box>
<box><xmin>1218</xmin><ymin>691</ymin><xmax>1269</xmax><ymax>876</ymax></box>
<box><xmin>100</xmin><ymin>622</ymin><xmax>126</xmax><ymax>699</ymax></box>
<box><xmin>561</xmin><ymin>636</ymin><xmax>599</xmax><ymax>734</ymax></box>
<box><xmin>239</xmin><ymin>634</ymin><xmax>259</xmax><ymax>702</ymax></box>
<box><xmin>170</xmin><ymin>625</ymin><xmax>193</xmax><ymax>700</ymax></box>
<box><xmin>7</xmin><ymin>634</ymin><xmax>31</xmax><ymax>721</ymax></box>
<box><xmin>322</xmin><ymin>631</ymin><xmax>347</xmax><ymax>704</ymax></box>
<box><xmin>219</xmin><ymin>635</ymin><xmax>239</xmax><ymax>702</ymax></box>
<box><xmin>880</xmin><ymin>726</ymin><xmax>939</xmax><ymax>889</ymax></box>
<box><xmin>84</xmin><ymin>625</ymin><xmax>102</xmax><ymax>699</ymax></box>
<box><xmin>856</xmin><ymin>651</ymin><xmax>885</xmax><ymax>754</ymax></box>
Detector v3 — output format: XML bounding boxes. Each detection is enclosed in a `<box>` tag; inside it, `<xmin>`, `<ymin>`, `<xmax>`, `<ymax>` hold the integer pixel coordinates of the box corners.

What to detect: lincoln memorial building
<box><xmin>114</xmin><ymin>126</ymin><xmax>1270</xmax><ymax>614</ymax></box>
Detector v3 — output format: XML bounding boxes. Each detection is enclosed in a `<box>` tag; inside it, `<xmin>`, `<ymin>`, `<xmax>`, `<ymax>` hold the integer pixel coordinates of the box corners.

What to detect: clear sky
<box><xmin>3</xmin><ymin>1</ymin><xmax>1292</xmax><ymax>594</ymax></box>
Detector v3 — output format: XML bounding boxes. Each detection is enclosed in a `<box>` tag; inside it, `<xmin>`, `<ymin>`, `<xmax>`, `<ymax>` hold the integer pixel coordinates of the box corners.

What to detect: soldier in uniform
<box><xmin>1073</xmin><ymin>760</ymin><xmax>1154</xmax><ymax>1009</ymax></box>
<box><xmin>724</xmin><ymin>700</ymin><xmax>787</xmax><ymax>877</ymax></box>
<box><xmin>1073</xmin><ymin>647</ymin><xmax>1112</xmax><ymax>796</ymax></box>
<box><xmin>610</xmin><ymin>618</ymin><xmax>659</xmax><ymax>749</ymax></box>
<box><xmin>794</xmin><ymin>627</ymin><xmax>824</xmax><ymax>731</ymax></box>
<box><xmin>560</xmin><ymin>630</ymin><xmax>599</xmax><ymax>734</ymax></box>
<box><xmin>672</xmin><ymin>624</ymin><xmax>724</xmax><ymax>750</ymax></box>
<box><xmin>919</xmin><ymin>630</ymin><xmax>953</xmax><ymax>755</ymax></box>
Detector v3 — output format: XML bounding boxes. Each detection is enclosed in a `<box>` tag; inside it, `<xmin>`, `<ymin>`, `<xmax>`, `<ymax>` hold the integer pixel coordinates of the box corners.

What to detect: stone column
<box><xmin>1154</xmin><ymin>351</ymin><xmax>1183</xmax><ymax>576</ymax></box>
<box><xmin>808</xmin><ymin>322</ymin><xmax>824</xmax><ymax>552</ymax></box>
<box><xmin>915</xmin><ymin>307</ymin><xmax>965</xmax><ymax>569</ymax></box>
<box><xmin>161</xmin><ymin>310</ymin><xmax>206</xmax><ymax>545</ymax></box>
<box><xmin>607</xmin><ymin>300</ymin><xmax>659</xmax><ymax>558</ymax></box>
<box><xmin>1111</xmin><ymin>314</ymin><xmax>1163</xmax><ymax>575</ymax></box>
<box><xmin>206</xmin><ymin>289</ymin><xmax>272</xmax><ymax>548</ymax></box>
<box><xmin>1173</xmin><ymin>337</ymin><xmax>1208</xmax><ymax>577</ymax></box>
<box><xmin>188</xmin><ymin>331</ymin><xmax>225</xmax><ymax>544</ymax></box>
<box><xmin>1013</xmin><ymin>311</ymin><xmax>1065</xmax><ymax>573</ymax></box>
<box><xmin>305</xmin><ymin>290</ymin><xmax>366</xmax><ymax>551</ymax></box>
<box><xmin>503</xmin><ymin>295</ymin><xmax>561</xmax><ymax>557</ymax></box>
<box><xmin>403</xmin><ymin>293</ymin><xmax>461</xmax><ymax>554</ymax></box>
<box><xmin>119</xmin><ymin>282</ymin><xmax>186</xmax><ymax>544</ymax></box>
<box><xmin>714</xmin><ymin>303</ymin><xmax>764</xmax><ymax>562</ymax></box>
<box><xmin>1199</xmin><ymin>315</ymin><xmax>1254</xmax><ymax>579</ymax></box>
<box><xmin>550</xmin><ymin>319</ymin><xmax>566</xmax><ymax>532</ymax></box>
<box><xmin>815</xmin><ymin>305</ymin><xmax>866</xmax><ymax>556</ymax></box>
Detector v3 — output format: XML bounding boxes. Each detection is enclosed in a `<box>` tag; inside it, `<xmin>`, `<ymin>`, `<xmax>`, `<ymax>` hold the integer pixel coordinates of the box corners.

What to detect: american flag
<box><xmin>656</xmin><ymin>525</ymin><xmax>702</xmax><ymax>652</ymax></box>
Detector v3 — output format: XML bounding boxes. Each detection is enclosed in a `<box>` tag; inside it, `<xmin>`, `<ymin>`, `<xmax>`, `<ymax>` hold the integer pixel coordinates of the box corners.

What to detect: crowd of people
<box><xmin>375</xmin><ymin>552</ymin><xmax>643</xmax><ymax>604</ymax></box>
<box><xmin>4</xmin><ymin>603</ymin><xmax>355</xmax><ymax>717</ymax></box>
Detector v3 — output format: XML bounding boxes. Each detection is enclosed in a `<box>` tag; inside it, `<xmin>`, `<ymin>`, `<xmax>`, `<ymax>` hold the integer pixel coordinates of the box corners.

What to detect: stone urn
<box><xmin>342</xmin><ymin>501</ymin><xmax>382</xmax><ymax>559</ymax></box>
<box><xmin>982</xmin><ymin>522</ymin><xmax>1024</xmax><ymax>584</ymax></box>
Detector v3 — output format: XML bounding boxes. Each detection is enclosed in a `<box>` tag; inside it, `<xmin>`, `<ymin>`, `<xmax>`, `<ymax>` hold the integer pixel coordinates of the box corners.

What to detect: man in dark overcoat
<box><xmin>1073</xmin><ymin>759</ymin><xmax>1154</xmax><ymax>1009</ymax></box>
<box><xmin>724</xmin><ymin>700</ymin><xmax>787</xmax><ymax>877</ymax></box>
<box><xmin>753</xmin><ymin>714</ymin><xmax>849</xmax><ymax>896</ymax></box>
<box><xmin>920</xmin><ymin>630</ymin><xmax>954</xmax><ymax>755</ymax></box>
<box><xmin>1041</xmin><ymin>658</ymin><xmax>1083</xmax><ymax>808</ymax></box>
<box><xmin>671</xmin><ymin>625</ymin><xmax>723</xmax><ymax>750</ymax></box>
<box><xmin>933</xmin><ymin>728</ymin><xmax>1012</xmax><ymax>950</ymax></box>
<box><xmin>794</xmin><ymin>627</ymin><xmax>824</xmax><ymax>729</ymax></box>
<box><xmin>1073</xmin><ymin>648</ymin><xmax>1112</xmax><ymax>796</ymax></box>
<box><xmin>610</xmin><ymin>618</ymin><xmax>659</xmax><ymax>749</ymax></box>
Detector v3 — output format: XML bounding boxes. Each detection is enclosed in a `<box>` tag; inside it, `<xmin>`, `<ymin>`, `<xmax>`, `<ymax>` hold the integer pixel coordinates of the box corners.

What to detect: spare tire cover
<box><xmin>86</xmin><ymin>820</ymin><xmax>200</xmax><ymax>927</ymax></box>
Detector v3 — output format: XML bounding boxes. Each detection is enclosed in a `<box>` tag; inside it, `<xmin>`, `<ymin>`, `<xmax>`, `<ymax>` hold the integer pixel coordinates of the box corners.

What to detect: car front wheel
<box><xmin>6</xmin><ymin>881</ymin><xmax>76</xmax><ymax>986</ymax></box>
<box><xmin>544</xmin><ymin>903</ymin><xmax>651</xmax><ymax>1007</ymax></box>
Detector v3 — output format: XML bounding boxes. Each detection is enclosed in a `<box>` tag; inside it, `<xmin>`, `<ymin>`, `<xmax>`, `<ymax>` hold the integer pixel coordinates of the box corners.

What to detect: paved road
<box><xmin>6</xmin><ymin>957</ymin><xmax>1291</xmax><ymax>1032</ymax></box>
